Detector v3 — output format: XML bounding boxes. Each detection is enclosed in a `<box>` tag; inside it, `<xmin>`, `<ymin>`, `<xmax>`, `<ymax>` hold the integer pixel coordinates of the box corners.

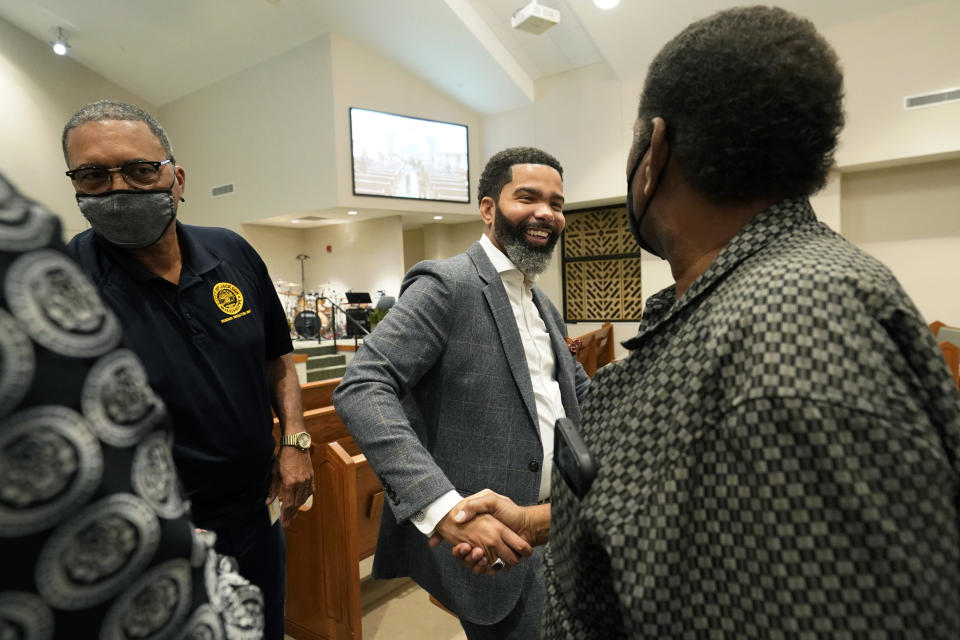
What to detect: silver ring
<box><xmin>491</xmin><ymin>557</ymin><xmax>505</xmax><ymax>571</ymax></box>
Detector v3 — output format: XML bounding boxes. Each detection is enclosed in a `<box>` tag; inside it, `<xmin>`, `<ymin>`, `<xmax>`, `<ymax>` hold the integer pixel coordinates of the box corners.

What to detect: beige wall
<box><xmin>301</xmin><ymin>216</ymin><xmax>406</xmax><ymax>301</ymax></box>
<box><xmin>240</xmin><ymin>224</ymin><xmax>307</xmax><ymax>288</ymax></box>
<box><xmin>5</xmin><ymin>5</ymin><xmax>959</xmax><ymax>332</ymax></box>
<box><xmin>420</xmin><ymin>219</ymin><xmax>483</xmax><ymax>262</ymax></box>
<box><xmin>482</xmin><ymin>61</ymin><xmax>629</xmax><ymax>206</ymax></box>
<box><xmin>158</xmin><ymin>36</ymin><xmax>337</xmax><ymax>231</ymax></box>
<box><xmin>155</xmin><ymin>32</ymin><xmax>486</xmax><ymax>285</ymax></box>
<box><xmin>402</xmin><ymin>228</ymin><xmax>425</xmax><ymax>272</ymax></box>
<box><xmin>329</xmin><ymin>34</ymin><xmax>483</xmax><ymax>217</ymax></box>
<box><xmin>480</xmin><ymin>3</ymin><xmax>960</xmax><ymax>330</ymax></box>
<box><xmin>829</xmin><ymin>0</ymin><xmax>960</xmax><ymax>170</ymax></box>
<box><xmin>841</xmin><ymin>158</ymin><xmax>960</xmax><ymax>324</ymax></box>
<box><xmin>0</xmin><ymin>16</ymin><xmax>153</xmax><ymax>239</ymax></box>
<box><xmin>483</xmin><ymin>1</ymin><xmax>960</xmax><ymax>205</ymax></box>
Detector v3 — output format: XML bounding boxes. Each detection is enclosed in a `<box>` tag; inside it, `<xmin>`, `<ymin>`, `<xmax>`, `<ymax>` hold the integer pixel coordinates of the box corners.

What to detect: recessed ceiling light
<box><xmin>594</xmin><ymin>0</ymin><xmax>619</xmax><ymax>8</ymax></box>
<box><xmin>433</xmin><ymin>216</ymin><xmax>443</xmax><ymax>220</ymax></box>
<box><xmin>347</xmin><ymin>210</ymin><xmax>358</xmax><ymax>216</ymax></box>
<box><xmin>290</xmin><ymin>219</ymin><xmax>300</xmax><ymax>224</ymax></box>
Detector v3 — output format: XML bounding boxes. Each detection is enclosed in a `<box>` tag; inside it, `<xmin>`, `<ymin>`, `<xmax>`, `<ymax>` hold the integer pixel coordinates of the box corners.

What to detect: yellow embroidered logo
<box><xmin>213</xmin><ymin>282</ymin><xmax>244</xmax><ymax>316</ymax></box>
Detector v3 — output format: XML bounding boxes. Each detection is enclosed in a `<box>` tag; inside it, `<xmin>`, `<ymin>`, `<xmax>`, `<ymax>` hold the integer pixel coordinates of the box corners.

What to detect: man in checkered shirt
<box><xmin>448</xmin><ymin>6</ymin><xmax>960</xmax><ymax>638</ymax></box>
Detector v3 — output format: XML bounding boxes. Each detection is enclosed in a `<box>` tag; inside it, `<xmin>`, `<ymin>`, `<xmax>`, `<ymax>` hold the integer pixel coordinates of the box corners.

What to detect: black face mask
<box><xmin>626</xmin><ymin>150</ymin><xmax>664</xmax><ymax>258</ymax></box>
<box><xmin>76</xmin><ymin>187</ymin><xmax>176</xmax><ymax>250</ymax></box>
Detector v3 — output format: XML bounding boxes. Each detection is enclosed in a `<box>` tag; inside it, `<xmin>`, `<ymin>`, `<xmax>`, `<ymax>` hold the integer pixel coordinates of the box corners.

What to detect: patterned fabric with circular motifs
<box><xmin>0</xmin><ymin>172</ymin><xmax>264</xmax><ymax>639</ymax></box>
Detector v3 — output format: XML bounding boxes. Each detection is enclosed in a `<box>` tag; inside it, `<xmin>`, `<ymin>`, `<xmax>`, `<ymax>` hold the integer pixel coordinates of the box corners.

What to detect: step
<box><xmin>308</xmin><ymin>364</ymin><xmax>346</xmax><ymax>381</ymax></box>
<box><xmin>293</xmin><ymin>344</ymin><xmax>337</xmax><ymax>358</ymax></box>
<box><xmin>305</xmin><ymin>354</ymin><xmax>345</xmax><ymax>370</ymax></box>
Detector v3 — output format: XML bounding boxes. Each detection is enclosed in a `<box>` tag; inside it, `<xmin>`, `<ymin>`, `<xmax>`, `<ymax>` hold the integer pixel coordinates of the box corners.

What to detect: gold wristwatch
<box><xmin>281</xmin><ymin>431</ymin><xmax>312</xmax><ymax>451</ymax></box>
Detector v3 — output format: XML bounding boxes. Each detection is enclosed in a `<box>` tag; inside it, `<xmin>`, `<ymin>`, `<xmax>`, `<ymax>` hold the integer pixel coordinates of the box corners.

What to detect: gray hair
<box><xmin>62</xmin><ymin>99</ymin><xmax>174</xmax><ymax>164</ymax></box>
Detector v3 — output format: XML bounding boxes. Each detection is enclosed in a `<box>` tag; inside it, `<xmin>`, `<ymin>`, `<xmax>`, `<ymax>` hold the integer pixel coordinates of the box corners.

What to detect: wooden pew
<box><xmin>929</xmin><ymin>321</ymin><xmax>960</xmax><ymax>390</ymax></box>
<box><xmin>273</xmin><ymin>406</ymin><xmax>349</xmax><ymax>446</ymax></box>
<box><xmin>301</xmin><ymin>378</ymin><xmax>341</xmax><ymax>412</ymax></box>
<box><xmin>940</xmin><ymin>342</ymin><xmax>960</xmax><ymax>390</ymax></box>
<box><xmin>275</xmin><ymin>392</ymin><xmax>383</xmax><ymax>640</ymax></box>
<box><xmin>284</xmin><ymin>436</ymin><xmax>383</xmax><ymax>640</ymax></box>
<box><xmin>272</xmin><ymin>378</ymin><xmax>341</xmax><ymax>419</ymax></box>
<box><xmin>573</xmin><ymin>322</ymin><xmax>615</xmax><ymax>378</ymax></box>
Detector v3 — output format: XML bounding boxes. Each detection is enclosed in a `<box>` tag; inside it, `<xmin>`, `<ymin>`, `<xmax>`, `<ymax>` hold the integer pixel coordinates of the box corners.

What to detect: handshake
<box><xmin>427</xmin><ymin>489</ymin><xmax>552</xmax><ymax>575</ymax></box>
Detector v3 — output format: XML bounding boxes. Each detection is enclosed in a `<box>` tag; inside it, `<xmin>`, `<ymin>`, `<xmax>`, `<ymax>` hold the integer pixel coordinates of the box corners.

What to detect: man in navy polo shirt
<box><xmin>63</xmin><ymin>99</ymin><xmax>313</xmax><ymax>640</ymax></box>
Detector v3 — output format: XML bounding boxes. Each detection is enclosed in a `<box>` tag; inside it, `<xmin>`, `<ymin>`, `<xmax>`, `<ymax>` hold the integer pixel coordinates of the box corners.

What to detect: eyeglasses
<box><xmin>65</xmin><ymin>159</ymin><xmax>173</xmax><ymax>193</ymax></box>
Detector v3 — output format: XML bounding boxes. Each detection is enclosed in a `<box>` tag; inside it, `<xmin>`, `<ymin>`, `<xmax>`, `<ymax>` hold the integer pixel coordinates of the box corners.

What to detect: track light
<box><xmin>51</xmin><ymin>28</ymin><xmax>69</xmax><ymax>56</ymax></box>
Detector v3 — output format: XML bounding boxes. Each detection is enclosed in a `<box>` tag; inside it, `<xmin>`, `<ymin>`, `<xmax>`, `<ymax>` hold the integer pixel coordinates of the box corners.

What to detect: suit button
<box><xmin>392</xmin><ymin>496</ymin><xmax>401</xmax><ymax>506</ymax></box>
<box><xmin>528</xmin><ymin>460</ymin><xmax>540</xmax><ymax>472</ymax></box>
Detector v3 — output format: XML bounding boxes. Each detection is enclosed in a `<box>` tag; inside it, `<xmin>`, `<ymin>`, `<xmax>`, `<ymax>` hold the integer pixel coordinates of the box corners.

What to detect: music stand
<box><xmin>344</xmin><ymin>291</ymin><xmax>372</xmax><ymax>338</ymax></box>
<box><xmin>345</xmin><ymin>291</ymin><xmax>372</xmax><ymax>305</ymax></box>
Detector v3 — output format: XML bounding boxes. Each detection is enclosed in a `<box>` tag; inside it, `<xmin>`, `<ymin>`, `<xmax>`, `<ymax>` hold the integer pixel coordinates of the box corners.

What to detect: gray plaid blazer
<box><xmin>333</xmin><ymin>241</ymin><xmax>590</xmax><ymax>625</ymax></box>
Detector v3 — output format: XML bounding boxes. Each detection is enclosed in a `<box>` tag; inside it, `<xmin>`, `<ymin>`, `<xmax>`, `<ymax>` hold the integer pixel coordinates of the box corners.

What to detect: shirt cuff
<box><xmin>410</xmin><ymin>490</ymin><xmax>462</xmax><ymax>537</ymax></box>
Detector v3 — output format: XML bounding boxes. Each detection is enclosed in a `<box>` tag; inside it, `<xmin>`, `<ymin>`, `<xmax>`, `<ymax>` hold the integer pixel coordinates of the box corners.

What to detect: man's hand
<box><xmin>266</xmin><ymin>446</ymin><xmax>314</xmax><ymax>528</ymax></box>
<box><xmin>429</xmin><ymin>502</ymin><xmax>533</xmax><ymax>574</ymax></box>
<box><xmin>430</xmin><ymin>490</ymin><xmax>550</xmax><ymax>574</ymax></box>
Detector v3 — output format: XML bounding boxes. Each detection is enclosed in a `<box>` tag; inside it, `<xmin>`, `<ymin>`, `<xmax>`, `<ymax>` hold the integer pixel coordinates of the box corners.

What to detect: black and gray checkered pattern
<box><xmin>543</xmin><ymin>198</ymin><xmax>960</xmax><ymax>639</ymax></box>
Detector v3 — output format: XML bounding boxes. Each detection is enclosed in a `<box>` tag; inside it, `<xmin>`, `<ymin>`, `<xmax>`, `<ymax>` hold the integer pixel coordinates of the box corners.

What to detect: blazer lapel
<box><xmin>532</xmin><ymin>288</ymin><xmax>580</xmax><ymax>423</ymax></box>
<box><xmin>468</xmin><ymin>243</ymin><xmax>540</xmax><ymax>433</ymax></box>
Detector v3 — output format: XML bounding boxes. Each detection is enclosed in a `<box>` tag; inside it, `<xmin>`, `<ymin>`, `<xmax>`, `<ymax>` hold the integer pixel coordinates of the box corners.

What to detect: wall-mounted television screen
<box><xmin>350</xmin><ymin>107</ymin><xmax>469</xmax><ymax>203</ymax></box>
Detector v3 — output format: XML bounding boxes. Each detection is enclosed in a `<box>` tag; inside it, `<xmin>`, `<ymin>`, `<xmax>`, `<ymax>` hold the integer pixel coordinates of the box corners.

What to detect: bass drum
<box><xmin>293</xmin><ymin>310</ymin><xmax>321</xmax><ymax>339</ymax></box>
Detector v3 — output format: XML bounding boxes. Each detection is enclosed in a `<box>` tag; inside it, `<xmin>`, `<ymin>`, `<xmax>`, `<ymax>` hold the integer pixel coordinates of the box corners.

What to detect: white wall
<box><xmin>158</xmin><ymin>36</ymin><xmax>337</xmax><ymax>231</ymax></box>
<box><xmin>0</xmin><ymin>16</ymin><xmax>153</xmax><ymax>239</ymax></box>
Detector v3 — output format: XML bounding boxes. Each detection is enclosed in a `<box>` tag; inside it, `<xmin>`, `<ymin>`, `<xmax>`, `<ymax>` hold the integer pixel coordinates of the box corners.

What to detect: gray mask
<box><xmin>76</xmin><ymin>188</ymin><xmax>176</xmax><ymax>249</ymax></box>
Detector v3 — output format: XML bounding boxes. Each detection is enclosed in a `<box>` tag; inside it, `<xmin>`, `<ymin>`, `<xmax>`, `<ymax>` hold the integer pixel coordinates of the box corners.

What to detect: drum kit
<box><xmin>276</xmin><ymin>285</ymin><xmax>339</xmax><ymax>340</ymax></box>
<box><xmin>274</xmin><ymin>254</ymin><xmax>345</xmax><ymax>340</ymax></box>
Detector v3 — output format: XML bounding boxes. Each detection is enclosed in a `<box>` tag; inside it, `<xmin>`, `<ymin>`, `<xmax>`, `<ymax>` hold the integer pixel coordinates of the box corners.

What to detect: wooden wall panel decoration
<box><xmin>562</xmin><ymin>205</ymin><xmax>643</xmax><ymax>322</ymax></box>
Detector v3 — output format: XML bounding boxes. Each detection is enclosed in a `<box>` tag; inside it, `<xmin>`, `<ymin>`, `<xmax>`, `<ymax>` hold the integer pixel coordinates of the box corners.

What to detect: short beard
<box><xmin>494</xmin><ymin>204</ymin><xmax>560</xmax><ymax>276</ymax></box>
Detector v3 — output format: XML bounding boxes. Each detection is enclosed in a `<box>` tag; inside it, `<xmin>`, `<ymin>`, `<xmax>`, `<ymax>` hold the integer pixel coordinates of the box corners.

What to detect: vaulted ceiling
<box><xmin>0</xmin><ymin>0</ymin><xmax>936</xmax><ymax>114</ymax></box>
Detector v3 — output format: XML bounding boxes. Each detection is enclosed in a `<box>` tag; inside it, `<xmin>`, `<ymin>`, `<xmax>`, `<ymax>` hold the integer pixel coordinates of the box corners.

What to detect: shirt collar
<box><xmin>478</xmin><ymin>233</ymin><xmax>539</xmax><ymax>287</ymax></box>
<box><xmin>96</xmin><ymin>220</ymin><xmax>220</xmax><ymax>284</ymax></box>
<box><xmin>175</xmin><ymin>222</ymin><xmax>220</xmax><ymax>275</ymax></box>
<box><xmin>625</xmin><ymin>197</ymin><xmax>817</xmax><ymax>348</ymax></box>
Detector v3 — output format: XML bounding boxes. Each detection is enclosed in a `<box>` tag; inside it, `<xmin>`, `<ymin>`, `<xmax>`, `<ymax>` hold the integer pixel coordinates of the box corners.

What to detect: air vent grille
<box><xmin>905</xmin><ymin>88</ymin><xmax>960</xmax><ymax>110</ymax></box>
<box><xmin>210</xmin><ymin>183</ymin><xmax>234</xmax><ymax>197</ymax></box>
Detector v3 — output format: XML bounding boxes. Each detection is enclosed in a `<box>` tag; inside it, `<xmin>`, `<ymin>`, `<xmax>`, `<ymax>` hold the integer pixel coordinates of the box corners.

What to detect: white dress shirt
<box><xmin>412</xmin><ymin>234</ymin><xmax>565</xmax><ymax>536</ymax></box>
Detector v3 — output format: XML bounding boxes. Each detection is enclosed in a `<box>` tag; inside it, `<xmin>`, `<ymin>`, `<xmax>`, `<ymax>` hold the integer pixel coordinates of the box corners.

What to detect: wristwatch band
<box><xmin>281</xmin><ymin>431</ymin><xmax>311</xmax><ymax>451</ymax></box>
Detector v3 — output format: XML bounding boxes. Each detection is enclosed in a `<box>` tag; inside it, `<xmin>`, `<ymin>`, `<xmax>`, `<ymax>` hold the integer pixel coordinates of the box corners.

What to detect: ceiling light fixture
<box><xmin>433</xmin><ymin>216</ymin><xmax>443</xmax><ymax>220</ymax></box>
<box><xmin>594</xmin><ymin>0</ymin><xmax>619</xmax><ymax>9</ymax></box>
<box><xmin>51</xmin><ymin>27</ymin><xmax>70</xmax><ymax>56</ymax></box>
<box><xmin>290</xmin><ymin>219</ymin><xmax>300</xmax><ymax>224</ymax></box>
<box><xmin>347</xmin><ymin>210</ymin><xmax>358</xmax><ymax>216</ymax></box>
